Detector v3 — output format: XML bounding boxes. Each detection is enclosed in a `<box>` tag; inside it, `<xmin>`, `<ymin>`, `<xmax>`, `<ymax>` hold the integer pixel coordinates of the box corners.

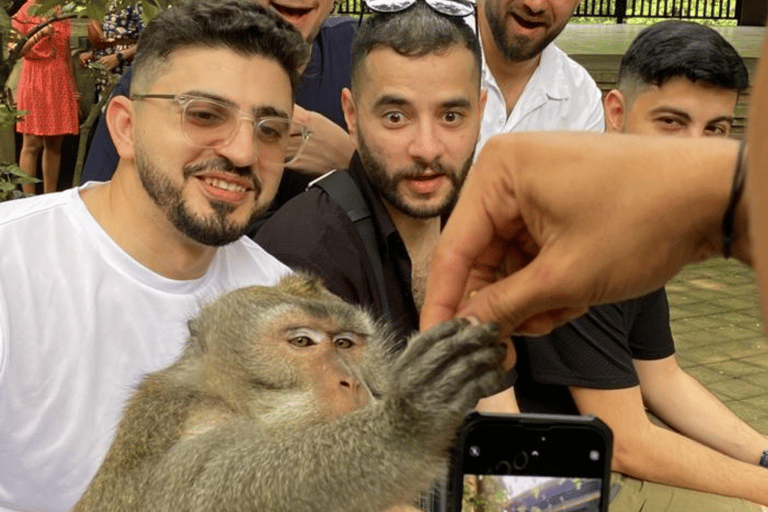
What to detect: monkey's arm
<box><xmin>141</xmin><ymin>321</ymin><xmax>507</xmax><ymax>512</ymax></box>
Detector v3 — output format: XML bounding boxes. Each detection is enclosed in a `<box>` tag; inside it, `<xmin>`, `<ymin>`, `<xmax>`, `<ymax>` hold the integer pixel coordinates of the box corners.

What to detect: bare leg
<box><xmin>41</xmin><ymin>135</ymin><xmax>64</xmax><ymax>193</ymax></box>
<box><xmin>18</xmin><ymin>133</ymin><xmax>43</xmax><ymax>195</ymax></box>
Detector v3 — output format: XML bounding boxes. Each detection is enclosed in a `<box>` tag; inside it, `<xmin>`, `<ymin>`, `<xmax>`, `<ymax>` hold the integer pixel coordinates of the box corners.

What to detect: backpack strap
<box><xmin>310</xmin><ymin>170</ymin><xmax>392</xmax><ymax>319</ymax></box>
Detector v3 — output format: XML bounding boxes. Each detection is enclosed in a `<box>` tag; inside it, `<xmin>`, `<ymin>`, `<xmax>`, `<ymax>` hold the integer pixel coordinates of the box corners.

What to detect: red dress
<box><xmin>13</xmin><ymin>0</ymin><xmax>79</xmax><ymax>136</ymax></box>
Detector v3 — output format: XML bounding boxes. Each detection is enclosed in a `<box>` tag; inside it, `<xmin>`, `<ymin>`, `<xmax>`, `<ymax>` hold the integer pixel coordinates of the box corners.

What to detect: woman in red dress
<box><xmin>13</xmin><ymin>0</ymin><xmax>80</xmax><ymax>194</ymax></box>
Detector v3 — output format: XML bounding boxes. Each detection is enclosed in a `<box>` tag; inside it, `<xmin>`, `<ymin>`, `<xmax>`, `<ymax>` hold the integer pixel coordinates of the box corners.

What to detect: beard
<box><xmin>357</xmin><ymin>133</ymin><xmax>472</xmax><ymax>219</ymax></box>
<box><xmin>135</xmin><ymin>147</ymin><xmax>263</xmax><ymax>247</ymax></box>
<box><xmin>485</xmin><ymin>0</ymin><xmax>565</xmax><ymax>62</ymax></box>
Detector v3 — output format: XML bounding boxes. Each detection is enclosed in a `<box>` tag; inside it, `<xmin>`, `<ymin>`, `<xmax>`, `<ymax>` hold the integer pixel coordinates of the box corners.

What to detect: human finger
<box><xmin>455</xmin><ymin>249</ymin><xmax>585</xmax><ymax>337</ymax></box>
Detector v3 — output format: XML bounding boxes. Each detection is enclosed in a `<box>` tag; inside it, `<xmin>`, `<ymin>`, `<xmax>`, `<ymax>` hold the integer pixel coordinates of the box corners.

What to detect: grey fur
<box><xmin>73</xmin><ymin>272</ymin><xmax>507</xmax><ymax>512</ymax></box>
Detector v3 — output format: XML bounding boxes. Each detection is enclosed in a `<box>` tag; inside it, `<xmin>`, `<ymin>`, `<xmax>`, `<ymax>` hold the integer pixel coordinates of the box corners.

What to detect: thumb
<box><xmin>292</xmin><ymin>104</ymin><xmax>310</xmax><ymax>125</ymax></box>
<box><xmin>457</xmin><ymin>257</ymin><xmax>568</xmax><ymax>337</ymax></box>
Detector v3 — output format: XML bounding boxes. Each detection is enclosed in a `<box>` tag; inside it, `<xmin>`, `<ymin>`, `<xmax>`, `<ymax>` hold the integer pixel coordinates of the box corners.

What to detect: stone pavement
<box><xmin>667</xmin><ymin>258</ymin><xmax>768</xmax><ymax>433</ymax></box>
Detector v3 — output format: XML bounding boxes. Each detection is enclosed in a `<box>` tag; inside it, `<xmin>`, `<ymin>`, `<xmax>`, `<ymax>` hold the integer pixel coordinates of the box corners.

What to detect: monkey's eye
<box><xmin>289</xmin><ymin>336</ymin><xmax>315</xmax><ymax>348</ymax></box>
<box><xmin>334</xmin><ymin>337</ymin><xmax>355</xmax><ymax>349</ymax></box>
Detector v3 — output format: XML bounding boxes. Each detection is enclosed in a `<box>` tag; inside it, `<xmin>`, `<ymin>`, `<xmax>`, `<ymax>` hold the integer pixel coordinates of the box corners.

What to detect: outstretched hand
<box><xmin>421</xmin><ymin>132</ymin><xmax>742</xmax><ymax>343</ymax></box>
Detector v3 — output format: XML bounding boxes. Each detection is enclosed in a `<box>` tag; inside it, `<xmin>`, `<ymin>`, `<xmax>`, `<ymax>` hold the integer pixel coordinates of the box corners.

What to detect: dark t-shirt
<box><xmin>514</xmin><ymin>288</ymin><xmax>675</xmax><ymax>415</ymax></box>
<box><xmin>80</xmin><ymin>16</ymin><xmax>357</xmax><ymax>194</ymax></box>
<box><xmin>254</xmin><ymin>153</ymin><xmax>419</xmax><ymax>344</ymax></box>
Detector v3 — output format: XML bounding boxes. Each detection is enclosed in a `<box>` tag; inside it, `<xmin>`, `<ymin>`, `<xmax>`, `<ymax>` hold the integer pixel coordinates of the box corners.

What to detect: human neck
<box><xmin>383</xmin><ymin>201</ymin><xmax>442</xmax><ymax>310</ymax></box>
<box><xmin>479</xmin><ymin>18</ymin><xmax>542</xmax><ymax>117</ymax></box>
<box><xmin>80</xmin><ymin>163</ymin><xmax>217</xmax><ymax>281</ymax></box>
<box><xmin>383</xmin><ymin>202</ymin><xmax>441</xmax><ymax>258</ymax></box>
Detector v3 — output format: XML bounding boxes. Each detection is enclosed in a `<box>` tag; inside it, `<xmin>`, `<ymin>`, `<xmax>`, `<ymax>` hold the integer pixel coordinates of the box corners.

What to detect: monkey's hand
<box><xmin>387</xmin><ymin>319</ymin><xmax>507</xmax><ymax>451</ymax></box>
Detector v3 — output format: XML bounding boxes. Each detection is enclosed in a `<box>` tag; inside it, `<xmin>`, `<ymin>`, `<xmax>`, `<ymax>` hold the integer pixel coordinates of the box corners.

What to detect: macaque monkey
<box><xmin>74</xmin><ymin>273</ymin><xmax>507</xmax><ymax>512</ymax></box>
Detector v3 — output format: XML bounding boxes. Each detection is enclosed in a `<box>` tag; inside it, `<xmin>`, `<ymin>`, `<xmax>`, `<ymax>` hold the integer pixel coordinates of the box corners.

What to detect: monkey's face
<box><xmin>258</xmin><ymin>312</ymin><xmax>372</xmax><ymax>419</ymax></box>
<box><xmin>189</xmin><ymin>274</ymin><xmax>381</xmax><ymax>424</ymax></box>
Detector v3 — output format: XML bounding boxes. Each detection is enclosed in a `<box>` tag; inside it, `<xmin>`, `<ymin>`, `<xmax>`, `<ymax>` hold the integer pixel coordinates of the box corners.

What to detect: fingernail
<box><xmin>465</xmin><ymin>316</ymin><xmax>480</xmax><ymax>326</ymax></box>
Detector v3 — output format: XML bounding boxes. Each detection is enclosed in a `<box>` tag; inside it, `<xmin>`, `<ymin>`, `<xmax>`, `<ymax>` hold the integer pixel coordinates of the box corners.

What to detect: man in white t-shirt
<box><xmin>475</xmin><ymin>0</ymin><xmax>604</xmax><ymax>151</ymax></box>
<box><xmin>0</xmin><ymin>2</ymin><xmax>309</xmax><ymax>511</ymax></box>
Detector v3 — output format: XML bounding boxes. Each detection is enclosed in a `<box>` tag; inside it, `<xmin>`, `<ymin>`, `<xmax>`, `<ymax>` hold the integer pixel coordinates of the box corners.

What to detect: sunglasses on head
<box><xmin>363</xmin><ymin>0</ymin><xmax>475</xmax><ymax>17</ymax></box>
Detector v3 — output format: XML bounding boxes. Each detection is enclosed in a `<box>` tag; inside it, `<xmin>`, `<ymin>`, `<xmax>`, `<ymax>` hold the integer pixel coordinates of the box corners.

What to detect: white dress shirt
<box><xmin>478</xmin><ymin>41</ymin><xmax>605</xmax><ymax>152</ymax></box>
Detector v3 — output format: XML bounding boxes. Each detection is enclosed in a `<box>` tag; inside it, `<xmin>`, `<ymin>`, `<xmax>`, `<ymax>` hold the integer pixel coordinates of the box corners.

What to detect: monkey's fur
<box><xmin>74</xmin><ymin>273</ymin><xmax>507</xmax><ymax>512</ymax></box>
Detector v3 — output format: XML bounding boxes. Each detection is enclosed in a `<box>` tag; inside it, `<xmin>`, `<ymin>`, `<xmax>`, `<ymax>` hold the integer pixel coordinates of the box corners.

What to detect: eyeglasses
<box><xmin>364</xmin><ymin>0</ymin><xmax>475</xmax><ymax>17</ymax></box>
<box><xmin>130</xmin><ymin>93</ymin><xmax>312</xmax><ymax>166</ymax></box>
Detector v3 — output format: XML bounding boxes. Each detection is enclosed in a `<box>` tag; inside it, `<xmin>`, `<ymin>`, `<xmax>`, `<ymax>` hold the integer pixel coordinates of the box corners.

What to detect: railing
<box><xmin>574</xmin><ymin>0</ymin><xmax>742</xmax><ymax>22</ymax></box>
<box><xmin>335</xmin><ymin>0</ymin><xmax>743</xmax><ymax>22</ymax></box>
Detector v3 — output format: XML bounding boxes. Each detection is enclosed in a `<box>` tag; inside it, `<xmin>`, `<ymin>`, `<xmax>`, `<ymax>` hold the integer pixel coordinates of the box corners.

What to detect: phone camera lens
<box><xmin>512</xmin><ymin>450</ymin><xmax>529</xmax><ymax>470</ymax></box>
<box><xmin>469</xmin><ymin>445</ymin><xmax>481</xmax><ymax>457</ymax></box>
<box><xmin>495</xmin><ymin>460</ymin><xmax>513</xmax><ymax>474</ymax></box>
<box><xmin>590</xmin><ymin>450</ymin><xmax>600</xmax><ymax>462</ymax></box>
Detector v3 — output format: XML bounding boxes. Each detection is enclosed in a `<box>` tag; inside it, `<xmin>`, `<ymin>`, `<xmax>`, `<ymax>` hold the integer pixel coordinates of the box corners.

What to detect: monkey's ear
<box><xmin>186</xmin><ymin>317</ymin><xmax>208</xmax><ymax>354</ymax></box>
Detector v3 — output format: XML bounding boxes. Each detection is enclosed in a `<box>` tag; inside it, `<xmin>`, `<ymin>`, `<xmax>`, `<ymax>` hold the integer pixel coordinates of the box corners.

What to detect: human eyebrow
<box><xmin>440</xmin><ymin>98</ymin><xmax>472</xmax><ymax>110</ymax></box>
<box><xmin>706</xmin><ymin>115</ymin><xmax>735</xmax><ymax>126</ymax></box>
<box><xmin>254</xmin><ymin>105</ymin><xmax>290</xmax><ymax>120</ymax></box>
<box><xmin>648</xmin><ymin>106</ymin><xmax>691</xmax><ymax>121</ymax></box>
<box><xmin>373</xmin><ymin>94</ymin><xmax>410</xmax><ymax>109</ymax></box>
<box><xmin>182</xmin><ymin>90</ymin><xmax>237</xmax><ymax>108</ymax></box>
<box><xmin>181</xmin><ymin>91</ymin><xmax>289</xmax><ymax>119</ymax></box>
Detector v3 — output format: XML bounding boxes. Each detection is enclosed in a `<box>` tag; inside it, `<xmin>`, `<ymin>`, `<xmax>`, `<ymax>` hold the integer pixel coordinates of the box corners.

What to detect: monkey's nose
<box><xmin>340</xmin><ymin>378</ymin><xmax>369</xmax><ymax>408</ymax></box>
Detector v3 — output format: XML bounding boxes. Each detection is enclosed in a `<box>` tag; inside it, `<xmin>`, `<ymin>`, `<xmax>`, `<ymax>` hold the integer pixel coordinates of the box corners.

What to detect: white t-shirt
<box><xmin>0</xmin><ymin>186</ymin><xmax>290</xmax><ymax>512</ymax></box>
<box><xmin>478</xmin><ymin>42</ymin><xmax>605</xmax><ymax>152</ymax></box>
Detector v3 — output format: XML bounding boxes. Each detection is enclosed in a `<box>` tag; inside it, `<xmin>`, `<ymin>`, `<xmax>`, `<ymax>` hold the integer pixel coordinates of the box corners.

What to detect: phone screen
<box><xmin>449</xmin><ymin>413</ymin><xmax>612</xmax><ymax>512</ymax></box>
<box><xmin>461</xmin><ymin>474</ymin><xmax>602</xmax><ymax>511</ymax></box>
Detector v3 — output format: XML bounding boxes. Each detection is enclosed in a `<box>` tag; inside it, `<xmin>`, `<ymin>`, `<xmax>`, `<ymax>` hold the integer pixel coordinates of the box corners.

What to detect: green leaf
<box><xmin>84</xmin><ymin>2</ymin><xmax>107</xmax><ymax>23</ymax></box>
<box><xmin>141</xmin><ymin>0</ymin><xmax>164</xmax><ymax>24</ymax></box>
<box><xmin>30</xmin><ymin>0</ymin><xmax>62</xmax><ymax>17</ymax></box>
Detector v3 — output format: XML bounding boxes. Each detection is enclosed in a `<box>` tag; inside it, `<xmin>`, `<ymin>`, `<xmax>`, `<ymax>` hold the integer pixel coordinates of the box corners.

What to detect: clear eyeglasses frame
<box><xmin>130</xmin><ymin>93</ymin><xmax>312</xmax><ymax>166</ymax></box>
<box><xmin>364</xmin><ymin>0</ymin><xmax>475</xmax><ymax>17</ymax></box>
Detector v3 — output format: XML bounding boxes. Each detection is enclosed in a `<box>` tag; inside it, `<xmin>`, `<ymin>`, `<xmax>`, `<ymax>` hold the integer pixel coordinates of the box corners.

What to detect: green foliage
<box><xmin>0</xmin><ymin>163</ymin><xmax>39</xmax><ymax>201</ymax></box>
<box><xmin>0</xmin><ymin>0</ymin><xmax>176</xmax><ymax>200</ymax></box>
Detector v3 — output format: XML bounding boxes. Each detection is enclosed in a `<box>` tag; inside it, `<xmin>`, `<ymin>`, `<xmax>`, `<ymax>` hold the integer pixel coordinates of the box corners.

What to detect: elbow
<box><xmin>609</xmin><ymin>432</ymin><xmax>648</xmax><ymax>477</ymax></box>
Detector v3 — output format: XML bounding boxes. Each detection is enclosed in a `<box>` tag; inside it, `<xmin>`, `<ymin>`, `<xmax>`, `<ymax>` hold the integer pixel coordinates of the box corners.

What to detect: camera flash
<box><xmin>589</xmin><ymin>450</ymin><xmax>600</xmax><ymax>461</ymax></box>
<box><xmin>469</xmin><ymin>445</ymin><xmax>481</xmax><ymax>457</ymax></box>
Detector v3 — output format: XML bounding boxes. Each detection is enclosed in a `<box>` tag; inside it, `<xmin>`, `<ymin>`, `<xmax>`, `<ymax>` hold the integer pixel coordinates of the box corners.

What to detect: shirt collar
<box><xmin>346</xmin><ymin>153</ymin><xmax>401</xmax><ymax>247</ymax></box>
<box><xmin>480</xmin><ymin>36</ymin><xmax>572</xmax><ymax>102</ymax></box>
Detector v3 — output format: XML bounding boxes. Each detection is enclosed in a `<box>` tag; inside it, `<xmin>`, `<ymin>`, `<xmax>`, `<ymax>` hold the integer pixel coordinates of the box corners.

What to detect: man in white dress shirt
<box><xmin>475</xmin><ymin>0</ymin><xmax>604</xmax><ymax>151</ymax></box>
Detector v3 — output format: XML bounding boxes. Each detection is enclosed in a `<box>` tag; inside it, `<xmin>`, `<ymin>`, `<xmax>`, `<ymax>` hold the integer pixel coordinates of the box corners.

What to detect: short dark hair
<box><xmin>617</xmin><ymin>20</ymin><xmax>748</xmax><ymax>98</ymax></box>
<box><xmin>350</xmin><ymin>2</ymin><xmax>482</xmax><ymax>94</ymax></box>
<box><xmin>132</xmin><ymin>0</ymin><xmax>309</xmax><ymax>93</ymax></box>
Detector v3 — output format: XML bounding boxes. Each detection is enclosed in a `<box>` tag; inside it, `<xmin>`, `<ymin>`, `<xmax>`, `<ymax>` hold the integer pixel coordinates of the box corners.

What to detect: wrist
<box><xmin>722</xmin><ymin>141</ymin><xmax>747</xmax><ymax>259</ymax></box>
<box><xmin>692</xmin><ymin>139</ymin><xmax>745</xmax><ymax>263</ymax></box>
<box><xmin>759</xmin><ymin>448</ymin><xmax>768</xmax><ymax>468</ymax></box>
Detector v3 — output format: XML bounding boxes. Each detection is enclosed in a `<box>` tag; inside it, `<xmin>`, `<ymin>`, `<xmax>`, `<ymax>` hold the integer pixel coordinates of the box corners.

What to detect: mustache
<box><xmin>395</xmin><ymin>160</ymin><xmax>453</xmax><ymax>180</ymax></box>
<box><xmin>507</xmin><ymin>4</ymin><xmax>549</xmax><ymax>24</ymax></box>
<box><xmin>183</xmin><ymin>158</ymin><xmax>260</xmax><ymax>191</ymax></box>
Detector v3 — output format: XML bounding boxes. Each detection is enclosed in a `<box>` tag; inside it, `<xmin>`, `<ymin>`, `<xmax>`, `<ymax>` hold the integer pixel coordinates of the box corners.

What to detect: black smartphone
<box><xmin>447</xmin><ymin>412</ymin><xmax>613</xmax><ymax>512</ymax></box>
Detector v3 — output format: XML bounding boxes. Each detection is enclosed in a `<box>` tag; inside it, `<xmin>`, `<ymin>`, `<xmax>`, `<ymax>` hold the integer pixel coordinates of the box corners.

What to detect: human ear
<box><xmin>604</xmin><ymin>89</ymin><xmax>626</xmax><ymax>133</ymax></box>
<box><xmin>105</xmin><ymin>95</ymin><xmax>136</xmax><ymax>160</ymax></box>
<box><xmin>341</xmin><ymin>88</ymin><xmax>358</xmax><ymax>146</ymax></box>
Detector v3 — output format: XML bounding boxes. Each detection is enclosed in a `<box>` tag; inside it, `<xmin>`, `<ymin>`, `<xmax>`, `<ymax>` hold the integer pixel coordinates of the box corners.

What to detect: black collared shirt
<box><xmin>255</xmin><ymin>153</ymin><xmax>419</xmax><ymax>344</ymax></box>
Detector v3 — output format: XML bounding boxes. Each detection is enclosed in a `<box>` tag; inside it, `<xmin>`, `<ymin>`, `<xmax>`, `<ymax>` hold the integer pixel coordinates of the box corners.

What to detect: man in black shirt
<box><xmin>256</xmin><ymin>2</ymin><xmax>485</xmax><ymax>343</ymax></box>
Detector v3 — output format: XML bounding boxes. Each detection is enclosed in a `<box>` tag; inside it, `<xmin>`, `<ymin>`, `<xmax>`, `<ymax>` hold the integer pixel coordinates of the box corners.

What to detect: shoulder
<box><xmin>0</xmin><ymin>189</ymin><xmax>74</xmax><ymax>229</ymax></box>
<box><xmin>220</xmin><ymin>237</ymin><xmax>292</xmax><ymax>284</ymax></box>
<box><xmin>315</xmin><ymin>17</ymin><xmax>356</xmax><ymax>59</ymax></box>
<box><xmin>319</xmin><ymin>16</ymin><xmax>357</xmax><ymax>37</ymax></box>
<box><xmin>254</xmin><ymin>185</ymin><xmax>367</xmax><ymax>290</ymax></box>
<box><xmin>255</xmin><ymin>187</ymin><xmax>353</xmax><ymax>252</ymax></box>
<box><xmin>544</xmin><ymin>44</ymin><xmax>600</xmax><ymax>98</ymax></box>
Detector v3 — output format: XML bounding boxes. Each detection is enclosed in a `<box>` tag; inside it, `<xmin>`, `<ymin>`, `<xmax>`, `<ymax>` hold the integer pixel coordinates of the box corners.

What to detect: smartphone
<box><xmin>447</xmin><ymin>412</ymin><xmax>613</xmax><ymax>512</ymax></box>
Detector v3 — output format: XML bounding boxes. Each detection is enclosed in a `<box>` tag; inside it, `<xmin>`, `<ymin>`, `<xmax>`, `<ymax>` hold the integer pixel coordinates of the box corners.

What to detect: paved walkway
<box><xmin>667</xmin><ymin>258</ymin><xmax>768</xmax><ymax>432</ymax></box>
